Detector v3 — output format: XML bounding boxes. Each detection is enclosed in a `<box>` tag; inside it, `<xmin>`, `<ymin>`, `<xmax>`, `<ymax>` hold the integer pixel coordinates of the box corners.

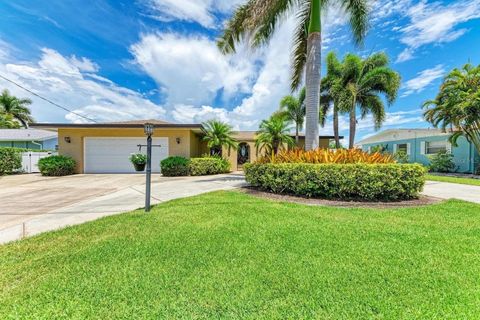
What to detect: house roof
<box><xmin>233</xmin><ymin>131</ymin><xmax>343</xmax><ymax>140</ymax></box>
<box><xmin>355</xmin><ymin>128</ymin><xmax>452</xmax><ymax>146</ymax></box>
<box><xmin>0</xmin><ymin>129</ymin><xmax>57</xmax><ymax>142</ymax></box>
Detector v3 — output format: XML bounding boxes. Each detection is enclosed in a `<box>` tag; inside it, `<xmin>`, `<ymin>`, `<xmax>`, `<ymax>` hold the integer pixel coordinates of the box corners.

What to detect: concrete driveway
<box><xmin>0</xmin><ymin>173</ymin><xmax>246</xmax><ymax>244</ymax></box>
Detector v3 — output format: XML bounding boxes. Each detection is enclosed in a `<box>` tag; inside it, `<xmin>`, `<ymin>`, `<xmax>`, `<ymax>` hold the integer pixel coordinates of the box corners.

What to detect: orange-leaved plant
<box><xmin>256</xmin><ymin>148</ymin><xmax>395</xmax><ymax>164</ymax></box>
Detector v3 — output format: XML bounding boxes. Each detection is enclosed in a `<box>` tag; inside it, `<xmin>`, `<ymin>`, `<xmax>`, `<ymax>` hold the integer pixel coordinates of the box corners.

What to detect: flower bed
<box><xmin>244</xmin><ymin>163</ymin><xmax>426</xmax><ymax>201</ymax></box>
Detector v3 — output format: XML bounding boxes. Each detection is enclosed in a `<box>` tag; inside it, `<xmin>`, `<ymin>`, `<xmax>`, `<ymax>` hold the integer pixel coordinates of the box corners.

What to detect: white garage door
<box><xmin>84</xmin><ymin>137</ymin><xmax>169</xmax><ymax>173</ymax></box>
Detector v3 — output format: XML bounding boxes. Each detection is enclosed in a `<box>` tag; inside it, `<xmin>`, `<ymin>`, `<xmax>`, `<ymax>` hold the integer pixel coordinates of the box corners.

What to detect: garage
<box><xmin>84</xmin><ymin>137</ymin><xmax>169</xmax><ymax>173</ymax></box>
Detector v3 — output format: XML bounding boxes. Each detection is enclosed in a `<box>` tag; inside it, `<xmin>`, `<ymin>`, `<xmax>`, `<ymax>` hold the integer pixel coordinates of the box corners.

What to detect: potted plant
<box><xmin>129</xmin><ymin>153</ymin><xmax>147</xmax><ymax>172</ymax></box>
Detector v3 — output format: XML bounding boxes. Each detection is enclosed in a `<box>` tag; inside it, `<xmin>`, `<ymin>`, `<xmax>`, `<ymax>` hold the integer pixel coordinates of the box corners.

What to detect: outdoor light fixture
<box><xmin>176</xmin><ymin>137</ymin><xmax>181</xmax><ymax>144</ymax></box>
<box><xmin>64</xmin><ymin>136</ymin><xmax>71</xmax><ymax>143</ymax></box>
<box><xmin>144</xmin><ymin>122</ymin><xmax>154</xmax><ymax>212</ymax></box>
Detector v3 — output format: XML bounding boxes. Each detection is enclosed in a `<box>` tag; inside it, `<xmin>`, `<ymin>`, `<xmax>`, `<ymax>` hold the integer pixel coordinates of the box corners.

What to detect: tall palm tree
<box><xmin>255</xmin><ymin>115</ymin><xmax>295</xmax><ymax>156</ymax></box>
<box><xmin>334</xmin><ymin>53</ymin><xmax>400</xmax><ymax>149</ymax></box>
<box><xmin>0</xmin><ymin>89</ymin><xmax>34</xmax><ymax>128</ymax></box>
<box><xmin>278</xmin><ymin>87</ymin><xmax>305</xmax><ymax>145</ymax></box>
<box><xmin>423</xmin><ymin>63</ymin><xmax>480</xmax><ymax>154</ymax></box>
<box><xmin>319</xmin><ymin>52</ymin><xmax>344</xmax><ymax>148</ymax></box>
<box><xmin>201</xmin><ymin>120</ymin><xmax>238</xmax><ymax>156</ymax></box>
<box><xmin>0</xmin><ymin>113</ymin><xmax>21</xmax><ymax>129</ymax></box>
<box><xmin>218</xmin><ymin>0</ymin><xmax>369</xmax><ymax>150</ymax></box>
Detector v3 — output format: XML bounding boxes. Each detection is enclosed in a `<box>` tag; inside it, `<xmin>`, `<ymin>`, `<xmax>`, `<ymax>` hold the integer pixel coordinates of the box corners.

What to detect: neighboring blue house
<box><xmin>0</xmin><ymin>129</ymin><xmax>58</xmax><ymax>150</ymax></box>
<box><xmin>356</xmin><ymin>129</ymin><xmax>480</xmax><ymax>173</ymax></box>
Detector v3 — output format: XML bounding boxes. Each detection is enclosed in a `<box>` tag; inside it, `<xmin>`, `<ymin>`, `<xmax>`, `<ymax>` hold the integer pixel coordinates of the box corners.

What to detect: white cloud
<box><xmin>0</xmin><ymin>47</ymin><xmax>165</xmax><ymax>123</ymax></box>
<box><xmin>402</xmin><ymin>64</ymin><xmax>445</xmax><ymax>96</ymax></box>
<box><xmin>142</xmin><ymin>0</ymin><xmax>244</xmax><ymax>28</ymax></box>
<box><xmin>396</xmin><ymin>0</ymin><xmax>480</xmax><ymax>62</ymax></box>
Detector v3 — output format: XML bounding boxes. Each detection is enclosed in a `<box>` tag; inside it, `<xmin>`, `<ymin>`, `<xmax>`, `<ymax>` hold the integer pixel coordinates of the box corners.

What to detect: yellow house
<box><xmin>32</xmin><ymin>120</ymin><xmax>338</xmax><ymax>173</ymax></box>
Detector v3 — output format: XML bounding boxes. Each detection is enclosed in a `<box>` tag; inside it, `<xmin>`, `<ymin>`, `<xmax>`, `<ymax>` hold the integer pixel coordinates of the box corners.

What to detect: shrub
<box><xmin>257</xmin><ymin>148</ymin><xmax>395</xmax><ymax>164</ymax></box>
<box><xmin>394</xmin><ymin>151</ymin><xmax>409</xmax><ymax>164</ymax></box>
<box><xmin>160</xmin><ymin>156</ymin><xmax>190</xmax><ymax>176</ymax></box>
<box><xmin>244</xmin><ymin>163</ymin><xmax>426</xmax><ymax>201</ymax></box>
<box><xmin>38</xmin><ymin>155</ymin><xmax>76</xmax><ymax>176</ymax></box>
<box><xmin>0</xmin><ymin>147</ymin><xmax>22</xmax><ymax>174</ymax></box>
<box><xmin>428</xmin><ymin>151</ymin><xmax>455</xmax><ymax>173</ymax></box>
<box><xmin>189</xmin><ymin>157</ymin><xmax>230</xmax><ymax>176</ymax></box>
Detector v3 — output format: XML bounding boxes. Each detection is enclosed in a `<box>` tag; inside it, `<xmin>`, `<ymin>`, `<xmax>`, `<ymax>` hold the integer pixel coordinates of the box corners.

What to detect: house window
<box><xmin>426</xmin><ymin>141</ymin><xmax>446</xmax><ymax>154</ymax></box>
<box><xmin>397</xmin><ymin>143</ymin><xmax>408</xmax><ymax>153</ymax></box>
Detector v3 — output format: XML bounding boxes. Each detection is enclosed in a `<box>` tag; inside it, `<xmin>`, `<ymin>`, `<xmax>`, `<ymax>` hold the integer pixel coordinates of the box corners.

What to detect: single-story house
<box><xmin>0</xmin><ymin>128</ymin><xmax>58</xmax><ymax>150</ymax></box>
<box><xmin>356</xmin><ymin>128</ymin><xmax>480</xmax><ymax>173</ymax></box>
<box><xmin>32</xmin><ymin>120</ymin><xmax>338</xmax><ymax>173</ymax></box>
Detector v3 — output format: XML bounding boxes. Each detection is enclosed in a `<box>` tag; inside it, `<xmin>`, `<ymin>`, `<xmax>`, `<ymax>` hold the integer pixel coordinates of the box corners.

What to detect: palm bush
<box><xmin>201</xmin><ymin>120</ymin><xmax>238</xmax><ymax>156</ymax></box>
<box><xmin>428</xmin><ymin>151</ymin><xmax>455</xmax><ymax>173</ymax></box>
<box><xmin>278</xmin><ymin>88</ymin><xmax>305</xmax><ymax>145</ymax></box>
<box><xmin>255</xmin><ymin>115</ymin><xmax>295</xmax><ymax>156</ymax></box>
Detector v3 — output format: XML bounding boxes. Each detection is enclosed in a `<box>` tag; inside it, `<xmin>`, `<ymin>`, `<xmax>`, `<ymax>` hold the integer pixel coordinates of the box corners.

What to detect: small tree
<box><xmin>255</xmin><ymin>115</ymin><xmax>295</xmax><ymax>156</ymax></box>
<box><xmin>0</xmin><ymin>89</ymin><xmax>34</xmax><ymax>128</ymax></box>
<box><xmin>201</xmin><ymin>120</ymin><xmax>238</xmax><ymax>156</ymax></box>
<box><xmin>394</xmin><ymin>151</ymin><xmax>409</xmax><ymax>164</ymax></box>
<box><xmin>428</xmin><ymin>151</ymin><xmax>455</xmax><ymax>173</ymax></box>
<box><xmin>278</xmin><ymin>88</ymin><xmax>305</xmax><ymax>146</ymax></box>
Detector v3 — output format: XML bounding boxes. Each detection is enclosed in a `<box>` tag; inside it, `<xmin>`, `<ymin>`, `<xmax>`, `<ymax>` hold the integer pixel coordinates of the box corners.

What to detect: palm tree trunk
<box><xmin>349</xmin><ymin>107</ymin><xmax>356</xmax><ymax>149</ymax></box>
<box><xmin>333</xmin><ymin>105</ymin><xmax>340</xmax><ymax>148</ymax></box>
<box><xmin>304</xmin><ymin>0</ymin><xmax>321</xmax><ymax>151</ymax></box>
<box><xmin>295</xmin><ymin>124</ymin><xmax>299</xmax><ymax>147</ymax></box>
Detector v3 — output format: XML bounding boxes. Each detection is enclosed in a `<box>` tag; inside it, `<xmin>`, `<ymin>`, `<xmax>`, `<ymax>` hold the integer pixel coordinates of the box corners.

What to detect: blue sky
<box><xmin>1</xmin><ymin>0</ymin><xmax>480</xmax><ymax>141</ymax></box>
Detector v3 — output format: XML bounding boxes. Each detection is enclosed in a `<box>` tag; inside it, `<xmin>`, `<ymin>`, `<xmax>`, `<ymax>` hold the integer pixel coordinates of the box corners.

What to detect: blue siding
<box><xmin>0</xmin><ymin>137</ymin><xmax>58</xmax><ymax>150</ymax></box>
<box><xmin>361</xmin><ymin>134</ymin><xmax>479</xmax><ymax>173</ymax></box>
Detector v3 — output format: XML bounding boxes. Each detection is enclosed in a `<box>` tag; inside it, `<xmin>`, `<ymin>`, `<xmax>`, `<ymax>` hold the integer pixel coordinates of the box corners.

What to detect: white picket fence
<box><xmin>21</xmin><ymin>152</ymin><xmax>57</xmax><ymax>173</ymax></box>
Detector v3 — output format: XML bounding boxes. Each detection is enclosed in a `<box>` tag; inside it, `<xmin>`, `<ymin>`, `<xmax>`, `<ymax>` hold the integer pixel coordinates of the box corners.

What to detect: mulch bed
<box><xmin>241</xmin><ymin>187</ymin><xmax>442</xmax><ymax>209</ymax></box>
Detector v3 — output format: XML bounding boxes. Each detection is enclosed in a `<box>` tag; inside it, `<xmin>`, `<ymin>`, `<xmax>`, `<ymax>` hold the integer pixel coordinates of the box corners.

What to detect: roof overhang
<box><xmin>31</xmin><ymin>123</ymin><xmax>204</xmax><ymax>133</ymax></box>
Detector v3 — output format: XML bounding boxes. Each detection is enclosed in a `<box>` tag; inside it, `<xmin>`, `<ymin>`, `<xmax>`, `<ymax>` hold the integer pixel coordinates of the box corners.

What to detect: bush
<box><xmin>428</xmin><ymin>151</ymin><xmax>455</xmax><ymax>173</ymax></box>
<box><xmin>160</xmin><ymin>156</ymin><xmax>190</xmax><ymax>176</ymax></box>
<box><xmin>189</xmin><ymin>157</ymin><xmax>230</xmax><ymax>176</ymax></box>
<box><xmin>0</xmin><ymin>148</ymin><xmax>22</xmax><ymax>174</ymax></box>
<box><xmin>38</xmin><ymin>155</ymin><xmax>76</xmax><ymax>176</ymax></box>
<box><xmin>394</xmin><ymin>151</ymin><xmax>409</xmax><ymax>164</ymax></box>
<box><xmin>257</xmin><ymin>148</ymin><xmax>395</xmax><ymax>164</ymax></box>
<box><xmin>244</xmin><ymin>163</ymin><xmax>426</xmax><ymax>201</ymax></box>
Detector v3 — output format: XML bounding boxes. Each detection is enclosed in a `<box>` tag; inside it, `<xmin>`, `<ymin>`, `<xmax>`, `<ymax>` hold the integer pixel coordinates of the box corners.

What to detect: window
<box><xmin>397</xmin><ymin>143</ymin><xmax>408</xmax><ymax>153</ymax></box>
<box><xmin>426</xmin><ymin>141</ymin><xmax>446</xmax><ymax>154</ymax></box>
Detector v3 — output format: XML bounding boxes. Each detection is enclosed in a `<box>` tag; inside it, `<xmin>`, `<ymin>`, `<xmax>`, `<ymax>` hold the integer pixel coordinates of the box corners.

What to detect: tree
<box><xmin>0</xmin><ymin>89</ymin><xmax>34</xmax><ymax>128</ymax></box>
<box><xmin>319</xmin><ymin>52</ymin><xmax>344</xmax><ymax>148</ymax></box>
<box><xmin>423</xmin><ymin>63</ymin><xmax>480</xmax><ymax>155</ymax></box>
<box><xmin>255</xmin><ymin>115</ymin><xmax>295</xmax><ymax>156</ymax></box>
<box><xmin>334</xmin><ymin>53</ymin><xmax>400</xmax><ymax>149</ymax></box>
<box><xmin>218</xmin><ymin>0</ymin><xmax>369</xmax><ymax>150</ymax></box>
<box><xmin>278</xmin><ymin>87</ymin><xmax>305</xmax><ymax>145</ymax></box>
<box><xmin>0</xmin><ymin>113</ymin><xmax>21</xmax><ymax>129</ymax></box>
<box><xmin>201</xmin><ymin>120</ymin><xmax>238</xmax><ymax>156</ymax></box>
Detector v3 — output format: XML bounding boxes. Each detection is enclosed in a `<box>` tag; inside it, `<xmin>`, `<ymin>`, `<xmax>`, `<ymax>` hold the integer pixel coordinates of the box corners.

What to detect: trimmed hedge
<box><xmin>244</xmin><ymin>163</ymin><xmax>426</xmax><ymax>201</ymax></box>
<box><xmin>189</xmin><ymin>157</ymin><xmax>230</xmax><ymax>176</ymax></box>
<box><xmin>161</xmin><ymin>156</ymin><xmax>190</xmax><ymax>176</ymax></box>
<box><xmin>0</xmin><ymin>148</ymin><xmax>22</xmax><ymax>174</ymax></box>
<box><xmin>38</xmin><ymin>155</ymin><xmax>76</xmax><ymax>176</ymax></box>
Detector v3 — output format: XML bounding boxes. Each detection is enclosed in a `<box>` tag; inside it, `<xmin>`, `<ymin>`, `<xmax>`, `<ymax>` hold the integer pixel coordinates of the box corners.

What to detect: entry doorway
<box><xmin>237</xmin><ymin>142</ymin><xmax>250</xmax><ymax>169</ymax></box>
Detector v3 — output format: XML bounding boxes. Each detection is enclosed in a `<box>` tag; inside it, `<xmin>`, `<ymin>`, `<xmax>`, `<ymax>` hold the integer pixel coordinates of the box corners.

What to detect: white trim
<box><xmin>356</xmin><ymin>129</ymin><xmax>451</xmax><ymax>146</ymax></box>
<box><xmin>420</xmin><ymin>141</ymin><xmax>426</xmax><ymax>155</ymax></box>
<box><xmin>406</xmin><ymin>143</ymin><xmax>411</xmax><ymax>155</ymax></box>
<box><xmin>393</xmin><ymin>144</ymin><xmax>398</xmax><ymax>153</ymax></box>
<box><xmin>446</xmin><ymin>141</ymin><xmax>452</xmax><ymax>153</ymax></box>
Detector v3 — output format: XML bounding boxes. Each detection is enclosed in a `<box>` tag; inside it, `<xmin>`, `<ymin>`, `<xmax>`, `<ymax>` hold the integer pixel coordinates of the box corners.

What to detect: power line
<box><xmin>0</xmin><ymin>73</ymin><xmax>98</xmax><ymax>123</ymax></box>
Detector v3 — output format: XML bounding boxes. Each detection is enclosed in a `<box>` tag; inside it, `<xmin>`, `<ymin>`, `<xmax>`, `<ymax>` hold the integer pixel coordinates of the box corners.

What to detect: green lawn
<box><xmin>426</xmin><ymin>174</ymin><xmax>480</xmax><ymax>186</ymax></box>
<box><xmin>1</xmin><ymin>191</ymin><xmax>480</xmax><ymax>319</ymax></box>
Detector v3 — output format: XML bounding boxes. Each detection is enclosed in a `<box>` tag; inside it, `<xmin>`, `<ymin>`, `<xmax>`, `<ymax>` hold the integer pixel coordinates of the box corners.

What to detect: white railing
<box><xmin>21</xmin><ymin>152</ymin><xmax>57</xmax><ymax>173</ymax></box>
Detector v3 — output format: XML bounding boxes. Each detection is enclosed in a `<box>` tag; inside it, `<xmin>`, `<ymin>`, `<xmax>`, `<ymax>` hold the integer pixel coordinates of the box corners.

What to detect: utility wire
<box><xmin>0</xmin><ymin>73</ymin><xmax>98</xmax><ymax>123</ymax></box>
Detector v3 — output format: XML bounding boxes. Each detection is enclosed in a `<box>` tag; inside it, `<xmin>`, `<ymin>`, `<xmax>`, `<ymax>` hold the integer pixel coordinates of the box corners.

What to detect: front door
<box><xmin>237</xmin><ymin>142</ymin><xmax>250</xmax><ymax>169</ymax></box>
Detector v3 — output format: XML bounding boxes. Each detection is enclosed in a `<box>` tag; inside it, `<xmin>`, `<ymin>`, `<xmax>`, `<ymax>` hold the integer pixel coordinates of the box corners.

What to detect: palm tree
<box><xmin>255</xmin><ymin>115</ymin><xmax>295</xmax><ymax>156</ymax></box>
<box><xmin>201</xmin><ymin>120</ymin><xmax>238</xmax><ymax>156</ymax></box>
<box><xmin>423</xmin><ymin>63</ymin><xmax>480</xmax><ymax>154</ymax></box>
<box><xmin>278</xmin><ymin>87</ymin><xmax>305</xmax><ymax>145</ymax></box>
<box><xmin>319</xmin><ymin>52</ymin><xmax>344</xmax><ymax>148</ymax></box>
<box><xmin>0</xmin><ymin>89</ymin><xmax>34</xmax><ymax>128</ymax></box>
<box><xmin>334</xmin><ymin>53</ymin><xmax>400</xmax><ymax>149</ymax></box>
<box><xmin>0</xmin><ymin>113</ymin><xmax>21</xmax><ymax>129</ymax></box>
<box><xmin>218</xmin><ymin>0</ymin><xmax>369</xmax><ymax>151</ymax></box>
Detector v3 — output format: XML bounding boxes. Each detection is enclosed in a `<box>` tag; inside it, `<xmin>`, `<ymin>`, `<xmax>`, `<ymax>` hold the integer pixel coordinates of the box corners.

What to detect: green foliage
<box><xmin>0</xmin><ymin>113</ymin><xmax>20</xmax><ymax>128</ymax></box>
<box><xmin>255</xmin><ymin>115</ymin><xmax>294</xmax><ymax>156</ymax></box>
<box><xmin>428</xmin><ymin>151</ymin><xmax>455</xmax><ymax>173</ymax></box>
<box><xmin>160</xmin><ymin>156</ymin><xmax>190</xmax><ymax>176</ymax></box>
<box><xmin>129</xmin><ymin>153</ymin><xmax>147</xmax><ymax>165</ymax></box>
<box><xmin>201</xmin><ymin>120</ymin><xmax>238</xmax><ymax>156</ymax></box>
<box><xmin>370</xmin><ymin>144</ymin><xmax>388</xmax><ymax>154</ymax></box>
<box><xmin>0</xmin><ymin>147</ymin><xmax>52</xmax><ymax>153</ymax></box>
<box><xmin>423</xmin><ymin>63</ymin><xmax>480</xmax><ymax>154</ymax></box>
<box><xmin>394</xmin><ymin>151</ymin><xmax>410</xmax><ymax>164</ymax></box>
<box><xmin>0</xmin><ymin>148</ymin><xmax>21</xmax><ymax>174</ymax></box>
<box><xmin>244</xmin><ymin>163</ymin><xmax>426</xmax><ymax>201</ymax></box>
<box><xmin>189</xmin><ymin>157</ymin><xmax>230</xmax><ymax>176</ymax></box>
<box><xmin>38</xmin><ymin>155</ymin><xmax>76</xmax><ymax>176</ymax></box>
<box><xmin>0</xmin><ymin>89</ymin><xmax>34</xmax><ymax>128</ymax></box>
<box><xmin>278</xmin><ymin>88</ymin><xmax>305</xmax><ymax>144</ymax></box>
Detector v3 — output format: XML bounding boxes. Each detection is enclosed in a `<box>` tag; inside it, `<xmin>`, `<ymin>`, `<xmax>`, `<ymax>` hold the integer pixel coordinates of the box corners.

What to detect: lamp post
<box><xmin>144</xmin><ymin>123</ymin><xmax>154</xmax><ymax>212</ymax></box>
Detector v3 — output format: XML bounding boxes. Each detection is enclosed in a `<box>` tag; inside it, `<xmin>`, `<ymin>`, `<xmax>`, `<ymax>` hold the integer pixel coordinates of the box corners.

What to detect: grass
<box><xmin>426</xmin><ymin>174</ymin><xmax>480</xmax><ymax>186</ymax></box>
<box><xmin>1</xmin><ymin>191</ymin><xmax>480</xmax><ymax>319</ymax></box>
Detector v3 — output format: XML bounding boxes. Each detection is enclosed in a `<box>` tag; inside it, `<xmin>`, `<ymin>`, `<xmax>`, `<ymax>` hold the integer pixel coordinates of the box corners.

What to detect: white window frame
<box><xmin>425</xmin><ymin>140</ymin><xmax>448</xmax><ymax>155</ymax></box>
